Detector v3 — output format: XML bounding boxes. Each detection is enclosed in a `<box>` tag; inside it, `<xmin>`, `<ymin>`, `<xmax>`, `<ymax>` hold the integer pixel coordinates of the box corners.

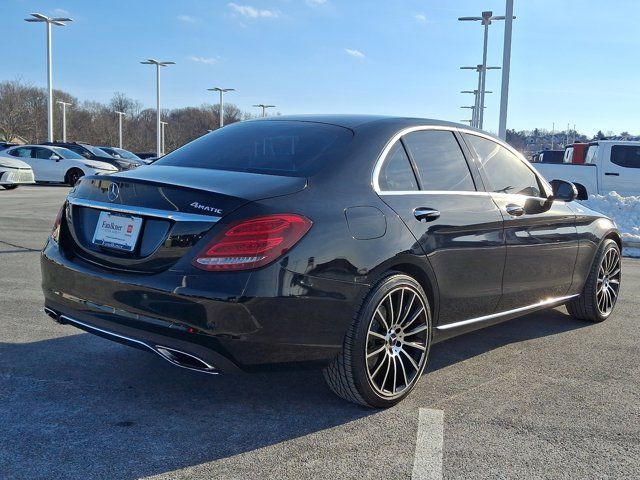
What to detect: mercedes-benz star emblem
<box><xmin>108</xmin><ymin>183</ymin><xmax>120</xmax><ymax>202</ymax></box>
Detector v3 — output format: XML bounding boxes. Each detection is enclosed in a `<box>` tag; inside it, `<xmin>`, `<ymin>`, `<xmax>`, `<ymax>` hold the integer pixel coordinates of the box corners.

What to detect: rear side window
<box><xmin>464</xmin><ymin>134</ymin><xmax>542</xmax><ymax>197</ymax></box>
<box><xmin>378</xmin><ymin>142</ymin><xmax>418</xmax><ymax>191</ymax></box>
<box><xmin>610</xmin><ymin>145</ymin><xmax>640</xmax><ymax>169</ymax></box>
<box><xmin>156</xmin><ymin>120</ymin><xmax>353</xmax><ymax>177</ymax></box>
<box><xmin>402</xmin><ymin>130</ymin><xmax>475</xmax><ymax>191</ymax></box>
<box><xmin>9</xmin><ymin>147</ymin><xmax>31</xmax><ymax>158</ymax></box>
<box><xmin>584</xmin><ymin>145</ymin><xmax>598</xmax><ymax>164</ymax></box>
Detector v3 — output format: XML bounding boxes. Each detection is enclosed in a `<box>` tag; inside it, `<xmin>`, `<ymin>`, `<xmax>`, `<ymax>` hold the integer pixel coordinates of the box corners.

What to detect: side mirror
<box><xmin>550</xmin><ymin>179</ymin><xmax>578</xmax><ymax>202</ymax></box>
<box><xmin>50</xmin><ymin>154</ymin><xmax>61</xmax><ymax>161</ymax></box>
<box><xmin>81</xmin><ymin>152</ymin><xmax>91</xmax><ymax>158</ymax></box>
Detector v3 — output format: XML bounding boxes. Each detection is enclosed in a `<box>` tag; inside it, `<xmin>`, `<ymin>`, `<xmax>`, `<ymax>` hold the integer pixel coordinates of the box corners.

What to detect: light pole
<box><xmin>253</xmin><ymin>104</ymin><xmax>276</xmax><ymax>117</ymax></box>
<box><xmin>460</xmin><ymin>119</ymin><xmax>474</xmax><ymax>126</ymax></box>
<box><xmin>461</xmin><ymin>90</ymin><xmax>492</xmax><ymax>128</ymax></box>
<box><xmin>498</xmin><ymin>0</ymin><xmax>515</xmax><ymax>140</ymax></box>
<box><xmin>25</xmin><ymin>13</ymin><xmax>73</xmax><ymax>142</ymax></box>
<box><xmin>459</xmin><ymin>11</ymin><xmax>513</xmax><ymax>130</ymax></box>
<box><xmin>461</xmin><ymin>65</ymin><xmax>499</xmax><ymax>128</ymax></box>
<box><xmin>56</xmin><ymin>100</ymin><xmax>72</xmax><ymax>142</ymax></box>
<box><xmin>141</xmin><ymin>59</ymin><xmax>174</xmax><ymax>157</ymax></box>
<box><xmin>115</xmin><ymin>111</ymin><xmax>126</xmax><ymax>148</ymax></box>
<box><xmin>161</xmin><ymin>121</ymin><xmax>168</xmax><ymax>156</ymax></box>
<box><xmin>207</xmin><ymin>87</ymin><xmax>235</xmax><ymax>128</ymax></box>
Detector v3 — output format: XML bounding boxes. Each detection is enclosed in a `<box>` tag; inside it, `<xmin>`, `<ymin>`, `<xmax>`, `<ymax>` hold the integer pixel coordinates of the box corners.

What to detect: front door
<box><xmin>601</xmin><ymin>143</ymin><xmax>640</xmax><ymax>196</ymax></box>
<box><xmin>462</xmin><ymin>133</ymin><xmax>579</xmax><ymax>312</ymax></box>
<box><xmin>376</xmin><ymin>129</ymin><xmax>505</xmax><ymax>325</ymax></box>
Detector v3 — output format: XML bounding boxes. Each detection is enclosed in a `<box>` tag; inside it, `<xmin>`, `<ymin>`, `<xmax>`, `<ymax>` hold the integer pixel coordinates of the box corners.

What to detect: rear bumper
<box><xmin>41</xmin><ymin>239</ymin><xmax>366</xmax><ymax>373</ymax></box>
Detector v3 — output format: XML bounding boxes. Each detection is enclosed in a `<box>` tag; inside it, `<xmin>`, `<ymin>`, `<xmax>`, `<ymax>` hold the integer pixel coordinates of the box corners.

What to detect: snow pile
<box><xmin>580</xmin><ymin>192</ymin><xmax>640</xmax><ymax>257</ymax></box>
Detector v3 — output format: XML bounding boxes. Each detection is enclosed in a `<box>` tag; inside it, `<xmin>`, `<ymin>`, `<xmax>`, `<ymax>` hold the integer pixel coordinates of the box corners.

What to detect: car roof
<box><xmin>250</xmin><ymin>114</ymin><xmax>469</xmax><ymax>131</ymax></box>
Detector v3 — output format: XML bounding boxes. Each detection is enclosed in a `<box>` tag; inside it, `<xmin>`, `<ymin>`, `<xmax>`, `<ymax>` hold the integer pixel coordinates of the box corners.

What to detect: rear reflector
<box><xmin>192</xmin><ymin>214</ymin><xmax>312</xmax><ymax>271</ymax></box>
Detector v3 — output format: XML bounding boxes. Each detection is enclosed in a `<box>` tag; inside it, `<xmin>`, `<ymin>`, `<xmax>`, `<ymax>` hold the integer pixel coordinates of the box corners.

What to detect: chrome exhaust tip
<box><xmin>44</xmin><ymin>307</ymin><xmax>65</xmax><ymax>324</ymax></box>
<box><xmin>154</xmin><ymin>345</ymin><xmax>219</xmax><ymax>374</ymax></box>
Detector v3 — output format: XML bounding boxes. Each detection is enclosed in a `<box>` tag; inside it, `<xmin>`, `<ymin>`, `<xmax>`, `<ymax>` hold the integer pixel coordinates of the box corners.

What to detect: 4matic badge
<box><xmin>190</xmin><ymin>201</ymin><xmax>223</xmax><ymax>215</ymax></box>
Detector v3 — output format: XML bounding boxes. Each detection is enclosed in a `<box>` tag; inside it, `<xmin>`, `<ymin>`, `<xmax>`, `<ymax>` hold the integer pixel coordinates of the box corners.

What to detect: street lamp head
<box><xmin>208</xmin><ymin>87</ymin><xmax>235</xmax><ymax>93</ymax></box>
<box><xmin>56</xmin><ymin>100</ymin><xmax>72</xmax><ymax>106</ymax></box>
<box><xmin>115</xmin><ymin>111</ymin><xmax>126</xmax><ymax>116</ymax></box>
<box><xmin>141</xmin><ymin>59</ymin><xmax>175</xmax><ymax>66</ymax></box>
<box><xmin>25</xmin><ymin>13</ymin><xmax>73</xmax><ymax>25</ymax></box>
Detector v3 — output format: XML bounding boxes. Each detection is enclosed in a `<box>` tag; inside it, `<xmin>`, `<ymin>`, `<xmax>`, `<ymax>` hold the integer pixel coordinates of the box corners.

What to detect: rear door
<box><xmin>462</xmin><ymin>133</ymin><xmax>579</xmax><ymax>312</ymax></box>
<box><xmin>375</xmin><ymin>128</ymin><xmax>505</xmax><ymax>325</ymax></box>
<box><xmin>601</xmin><ymin>143</ymin><xmax>640</xmax><ymax>196</ymax></box>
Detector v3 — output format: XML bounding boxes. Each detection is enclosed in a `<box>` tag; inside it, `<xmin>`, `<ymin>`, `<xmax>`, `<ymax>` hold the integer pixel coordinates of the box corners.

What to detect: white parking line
<box><xmin>411</xmin><ymin>408</ymin><xmax>444</xmax><ymax>480</ymax></box>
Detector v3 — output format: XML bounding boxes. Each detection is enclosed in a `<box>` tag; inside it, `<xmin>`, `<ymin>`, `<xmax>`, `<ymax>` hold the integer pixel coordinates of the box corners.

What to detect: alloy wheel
<box><xmin>365</xmin><ymin>286</ymin><xmax>429</xmax><ymax>398</ymax></box>
<box><xmin>596</xmin><ymin>246</ymin><xmax>621</xmax><ymax>316</ymax></box>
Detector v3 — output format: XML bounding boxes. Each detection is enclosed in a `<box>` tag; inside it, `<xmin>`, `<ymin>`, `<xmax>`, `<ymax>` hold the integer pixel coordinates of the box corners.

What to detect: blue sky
<box><xmin>5</xmin><ymin>0</ymin><xmax>640</xmax><ymax>136</ymax></box>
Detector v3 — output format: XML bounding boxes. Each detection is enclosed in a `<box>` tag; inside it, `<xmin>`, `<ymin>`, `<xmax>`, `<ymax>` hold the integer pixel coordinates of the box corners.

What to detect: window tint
<box><xmin>156</xmin><ymin>120</ymin><xmax>353</xmax><ymax>177</ymax></box>
<box><xmin>402</xmin><ymin>130</ymin><xmax>475</xmax><ymax>191</ymax></box>
<box><xmin>9</xmin><ymin>147</ymin><xmax>31</xmax><ymax>158</ymax></box>
<box><xmin>464</xmin><ymin>134</ymin><xmax>542</xmax><ymax>197</ymax></box>
<box><xmin>32</xmin><ymin>147</ymin><xmax>53</xmax><ymax>159</ymax></box>
<box><xmin>66</xmin><ymin>145</ymin><xmax>86</xmax><ymax>156</ymax></box>
<box><xmin>378</xmin><ymin>142</ymin><xmax>418</xmax><ymax>191</ymax></box>
<box><xmin>610</xmin><ymin>145</ymin><xmax>640</xmax><ymax>169</ymax></box>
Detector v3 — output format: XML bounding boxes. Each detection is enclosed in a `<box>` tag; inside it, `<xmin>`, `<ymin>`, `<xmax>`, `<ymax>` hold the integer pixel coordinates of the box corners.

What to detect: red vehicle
<box><xmin>563</xmin><ymin>143</ymin><xmax>588</xmax><ymax>164</ymax></box>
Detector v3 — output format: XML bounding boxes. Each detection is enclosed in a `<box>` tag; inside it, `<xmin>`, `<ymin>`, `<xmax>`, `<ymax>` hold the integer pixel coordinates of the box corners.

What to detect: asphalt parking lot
<box><xmin>1</xmin><ymin>185</ymin><xmax>639</xmax><ymax>480</ymax></box>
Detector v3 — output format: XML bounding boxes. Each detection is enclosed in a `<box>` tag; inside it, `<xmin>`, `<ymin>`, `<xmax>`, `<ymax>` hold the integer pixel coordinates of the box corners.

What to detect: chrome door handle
<box><xmin>505</xmin><ymin>204</ymin><xmax>525</xmax><ymax>217</ymax></box>
<box><xmin>414</xmin><ymin>207</ymin><xmax>441</xmax><ymax>222</ymax></box>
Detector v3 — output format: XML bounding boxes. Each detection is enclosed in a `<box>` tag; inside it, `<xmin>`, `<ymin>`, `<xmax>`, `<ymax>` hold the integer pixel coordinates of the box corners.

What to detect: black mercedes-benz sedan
<box><xmin>41</xmin><ymin>115</ymin><xmax>622</xmax><ymax>407</ymax></box>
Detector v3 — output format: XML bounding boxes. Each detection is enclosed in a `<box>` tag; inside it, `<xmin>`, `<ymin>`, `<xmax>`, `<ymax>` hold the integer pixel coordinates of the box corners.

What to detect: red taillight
<box><xmin>50</xmin><ymin>202</ymin><xmax>66</xmax><ymax>243</ymax></box>
<box><xmin>192</xmin><ymin>214</ymin><xmax>312</xmax><ymax>271</ymax></box>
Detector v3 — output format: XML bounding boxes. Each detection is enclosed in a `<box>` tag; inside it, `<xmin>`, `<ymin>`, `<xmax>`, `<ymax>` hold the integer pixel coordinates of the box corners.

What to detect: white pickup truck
<box><xmin>534</xmin><ymin>140</ymin><xmax>640</xmax><ymax>198</ymax></box>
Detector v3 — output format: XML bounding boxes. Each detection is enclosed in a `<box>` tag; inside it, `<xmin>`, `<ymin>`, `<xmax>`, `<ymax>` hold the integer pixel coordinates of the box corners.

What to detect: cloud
<box><xmin>228</xmin><ymin>3</ymin><xmax>279</xmax><ymax>19</ymax></box>
<box><xmin>415</xmin><ymin>13</ymin><xmax>427</xmax><ymax>22</ymax></box>
<box><xmin>344</xmin><ymin>48</ymin><xmax>365</xmax><ymax>59</ymax></box>
<box><xmin>188</xmin><ymin>55</ymin><xmax>217</xmax><ymax>65</ymax></box>
<box><xmin>52</xmin><ymin>8</ymin><xmax>70</xmax><ymax>17</ymax></box>
<box><xmin>306</xmin><ymin>0</ymin><xmax>327</xmax><ymax>6</ymax></box>
<box><xmin>177</xmin><ymin>14</ymin><xmax>197</xmax><ymax>23</ymax></box>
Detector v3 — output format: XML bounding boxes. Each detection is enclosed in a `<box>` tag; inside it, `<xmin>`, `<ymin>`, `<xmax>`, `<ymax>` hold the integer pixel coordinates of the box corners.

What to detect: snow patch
<box><xmin>579</xmin><ymin>192</ymin><xmax>640</xmax><ymax>257</ymax></box>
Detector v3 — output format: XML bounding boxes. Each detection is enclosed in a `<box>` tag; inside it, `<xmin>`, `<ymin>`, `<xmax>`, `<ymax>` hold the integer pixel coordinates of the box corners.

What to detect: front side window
<box><xmin>32</xmin><ymin>147</ymin><xmax>53</xmax><ymax>160</ymax></box>
<box><xmin>464</xmin><ymin>134</ymin><xmax>542</xmax><ymax>197</ymax></box>
<box><xmin>402</xmin><ymin>130</ymin><xmax>475</xmax><ymax>191</ymax></box>
<box><xmin>610</xmin><ymin>145</ymin><xmax>640</xmax><ymax>169</ymax></box>
<box><xmin>66</xmin><ymin>145</ymin><xmax>88</xmax><ymax>156</ymax></box>
<box><xmin>378</xmin><ymin>141</ymin><xmax>418</xmax><ymax>191</ymax></box>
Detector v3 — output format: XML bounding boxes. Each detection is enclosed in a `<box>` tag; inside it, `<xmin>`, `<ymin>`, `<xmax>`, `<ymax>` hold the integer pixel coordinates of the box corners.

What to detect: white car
<box><xmin>0</xmin><ymin>156</ymin><xmax>35</xmax><ymax>190</ymax></box>
<box><xmin>0</xmin><ymin>145</ymin><xmax>118</xmax><ymax>185</ymax></box>
<box><xmin>534</xmin><ymin>140</ymin><xmax>640</xmax><ymax>198</ymax></box>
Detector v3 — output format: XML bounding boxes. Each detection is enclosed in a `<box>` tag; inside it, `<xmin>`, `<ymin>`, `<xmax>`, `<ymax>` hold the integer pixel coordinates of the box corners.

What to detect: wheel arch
<box><xmin>369</xmin><ymin>258</ymin><xmax>439</xmax><ymax>324</ymax></box>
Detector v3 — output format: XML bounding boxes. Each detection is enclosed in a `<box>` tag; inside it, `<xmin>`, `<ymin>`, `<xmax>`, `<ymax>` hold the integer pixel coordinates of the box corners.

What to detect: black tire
<box><xmin>323</xmin><ymin>273</ymin><xmax>432</xmax><ymax>408</ymax></box>
<box><xmin>566</xmin><ymin>239</ymin><xmax>621</xmax><ymax>322</ymax></box>
<box><xmin>2</xmin><ymin>184</ymin><xmax>19</xmax><ymax>190</ymax></box>
<box><xmin>65</xmin><ymin>168</ymin><xmax>84</xmax><ymax>186</ymax></box>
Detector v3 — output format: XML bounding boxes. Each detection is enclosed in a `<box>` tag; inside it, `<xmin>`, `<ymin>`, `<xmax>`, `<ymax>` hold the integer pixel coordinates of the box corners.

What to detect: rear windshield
<box><xmin>155</xmin><ymin>120</ymin><xmax>353</xmax><ymax>177</ymax></box>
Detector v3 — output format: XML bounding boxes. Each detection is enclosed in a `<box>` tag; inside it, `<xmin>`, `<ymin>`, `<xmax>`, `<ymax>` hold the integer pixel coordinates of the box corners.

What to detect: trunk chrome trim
<box><xmin>436</xmin><ymin>294</ymin><xmax>579</xmax><ymax>330</ymax></box>
<box><xmin>67</xmin><ymin>196</ymin><xmax>221</xmax><ymax>223</ymax></box>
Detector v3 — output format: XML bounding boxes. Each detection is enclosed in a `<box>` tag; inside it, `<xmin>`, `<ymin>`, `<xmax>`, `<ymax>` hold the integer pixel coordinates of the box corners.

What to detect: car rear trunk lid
<box><xmin>62</xmin><ymin>166</ymin><xmax>307</xmax><ymax>273</ymax></box>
